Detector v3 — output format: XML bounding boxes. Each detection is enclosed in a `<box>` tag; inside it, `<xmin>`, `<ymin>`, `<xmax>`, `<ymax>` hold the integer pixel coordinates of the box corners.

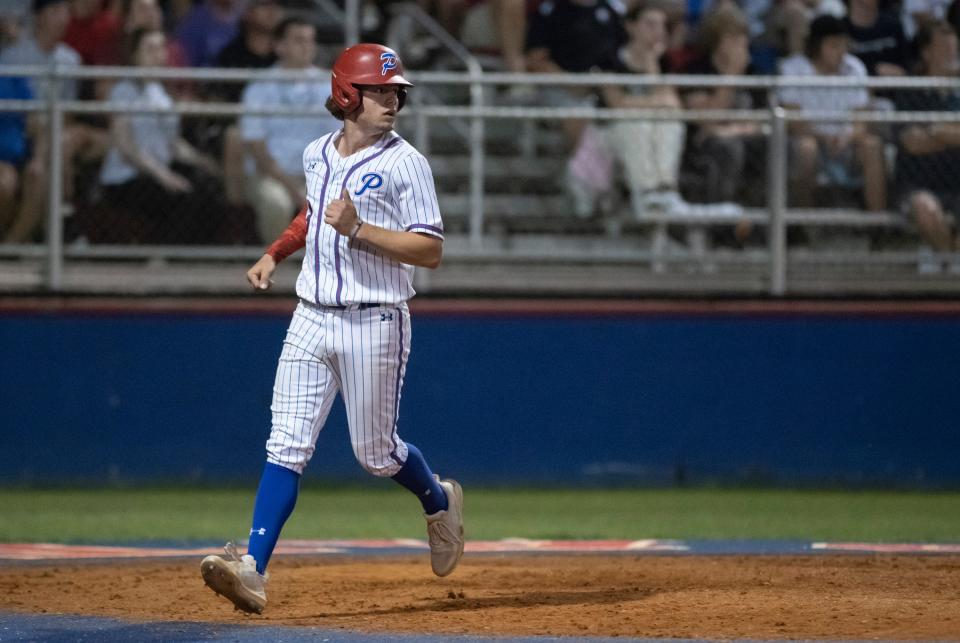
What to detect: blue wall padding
<box><xmin>2</xmin><ymin>311</ymin><xmax>958</xmax><ymax>486</ymax></box>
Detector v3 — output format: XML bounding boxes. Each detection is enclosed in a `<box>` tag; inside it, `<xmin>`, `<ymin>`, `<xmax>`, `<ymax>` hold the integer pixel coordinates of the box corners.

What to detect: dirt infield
<box><xmin>2</xmin><ymin>554</ymin><xmax>959</xmax><ymax>640</ymax></box>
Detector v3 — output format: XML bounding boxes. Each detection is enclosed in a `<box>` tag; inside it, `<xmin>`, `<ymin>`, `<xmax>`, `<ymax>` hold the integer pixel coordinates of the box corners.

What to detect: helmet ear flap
<box><xmin>332</xmin><ymin>75</ymin><xmax>361</xmax><ymax>112</ymax></box>
<box><xmin>342</xmin><ymin>85</ymin><xmax>360</xmax><ymax>112</ymax></box>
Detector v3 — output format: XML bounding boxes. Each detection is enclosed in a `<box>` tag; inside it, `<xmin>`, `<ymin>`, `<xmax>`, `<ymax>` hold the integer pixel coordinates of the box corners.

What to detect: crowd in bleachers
<box><xmin>0</xmin><ymin>0</ymin><xmax>341</xmax><ymax>245</ymax></box>
<box><xmin>0</xmin><ymin>0</ymin><xmax>959</xmax><ymax>268</ymax></box>
<box><xmin>509</xmin><ymin>0</ymin><xmax>960</xmax><ymax>262</ymax></box>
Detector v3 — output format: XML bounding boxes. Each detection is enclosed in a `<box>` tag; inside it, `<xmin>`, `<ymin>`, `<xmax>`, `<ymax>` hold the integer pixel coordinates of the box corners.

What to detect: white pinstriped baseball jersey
<box><xmin>265</xmin><ymin>128</ymin><xmax>442</xmax><ymax>477</ymax></box>
<box><xmin>295</xmin><ymin>129</ymin><xmax>443</xmax><ymax>306</ymax></box>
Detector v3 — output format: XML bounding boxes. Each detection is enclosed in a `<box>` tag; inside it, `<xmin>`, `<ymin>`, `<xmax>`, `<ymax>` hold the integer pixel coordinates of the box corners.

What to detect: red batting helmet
<box><xmin>330</xmin><ymin>43</ymin><xmax>413</xmax><ymax>113</ymax></box>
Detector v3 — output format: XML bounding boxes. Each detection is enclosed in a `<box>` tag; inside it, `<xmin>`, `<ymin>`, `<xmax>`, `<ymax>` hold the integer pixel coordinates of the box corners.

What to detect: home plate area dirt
<box><xmin>2</xmin><ymin>554</ymin><xmax>959</xmax><ymax>640</ymax></box>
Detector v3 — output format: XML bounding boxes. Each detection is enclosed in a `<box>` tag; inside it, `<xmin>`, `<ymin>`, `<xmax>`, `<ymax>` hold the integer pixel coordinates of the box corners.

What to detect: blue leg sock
<box><xmin>247</xmin><ymin>462</ymin><xmax>300</xmax><ymax>574</ymax></box>
<box><xmin>391</xmin><ymin>442</ymin><xmax>449</xmax><ymax>515</ymax></box>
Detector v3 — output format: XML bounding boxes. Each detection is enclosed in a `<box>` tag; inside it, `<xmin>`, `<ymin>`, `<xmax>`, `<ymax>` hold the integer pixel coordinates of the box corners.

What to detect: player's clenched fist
<box><xmin>246</xmin><ymin>253</ymin><xmax>277</xmax><ymax>290</ymax></box>
<box><xmin>324</xmin><ymin>188</ymin><xmax>360</xmax><ymax>236</ymax></box>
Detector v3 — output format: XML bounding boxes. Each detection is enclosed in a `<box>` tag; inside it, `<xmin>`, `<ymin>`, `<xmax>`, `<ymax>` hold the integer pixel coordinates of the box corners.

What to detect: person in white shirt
<box><xmin>99</xmin><ymin>28</ymin><xmax>224</xmax><ymax>243</ymax></box>
<box><xmin>240</xmin><ymin>17</ymin><xmax>341</xmax><ymax>243</ymax></box>
<box><xmin>0</xmin><ymin>0</ymin><xmax>79</xmax><ymax>99</ymax></box>
<box><xmin>778</xmin><ymin>14</ymin><xmax>887</xmax><ymax>211</ymax></box>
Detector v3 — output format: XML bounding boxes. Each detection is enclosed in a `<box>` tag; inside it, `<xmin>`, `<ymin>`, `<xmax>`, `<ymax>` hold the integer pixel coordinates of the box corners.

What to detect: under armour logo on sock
<box><xmin>424</xmin><ymin>489</ymin><xmax>431</xmax><ymax>496</ymax></box>
<box><xmin>250</xmin><ymin>527</ymin><xmax>267</xmax><ymax>536</ymax></box>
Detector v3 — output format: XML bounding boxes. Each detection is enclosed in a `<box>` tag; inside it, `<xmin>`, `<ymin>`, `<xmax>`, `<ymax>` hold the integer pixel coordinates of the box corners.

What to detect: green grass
<box><xmin>1</xmin><ymin>487</ymin><xmax>958</xmax><ymax>543</ymax></box>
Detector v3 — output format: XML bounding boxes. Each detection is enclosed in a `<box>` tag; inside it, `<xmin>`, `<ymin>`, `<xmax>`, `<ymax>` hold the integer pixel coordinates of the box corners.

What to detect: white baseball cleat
<box><xmin>426</xmin><ymin>478</ymin><xmax>464</xmax><ymax>577</ymax></box>
<box><xmin>200</xmin><ymin>542</ymin><xmax>268</xmax><ymax>614</ymax></box>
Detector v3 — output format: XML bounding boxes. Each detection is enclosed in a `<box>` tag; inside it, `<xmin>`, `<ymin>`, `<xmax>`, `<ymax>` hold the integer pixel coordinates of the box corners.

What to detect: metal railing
<box><xmin>2</xmin><ymin>64</ymin><xmax>960</xmax><ymax>295</ymax></box>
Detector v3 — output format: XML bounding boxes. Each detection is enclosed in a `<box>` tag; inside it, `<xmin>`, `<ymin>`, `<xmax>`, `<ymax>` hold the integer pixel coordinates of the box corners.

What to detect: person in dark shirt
<box><xmin>201</xmin><ymin>0</ymin><xmax>281</xmax><ymax>214</ymax></box>
<box><xmin>526</xmin><ymin>0</ymin><xmax>626</xmax><ymax>72</ymax></box>
<box><xmin>63</xmin><ymin>0</ymin><xmax>120</xmax><ymax>65</ymax></box>
<box><xmin>525</xmin><ymin>0</ymin><xmax>627</xmax><ymax>148</ymax></box>
<box><xmin>174</xmin><ymin>0</ymin><xmax>242</xmax><ymax>67</ymax></box>
<box><xmin>894</xmin><ymin>20</ymin><xmax>960</xmax><ymax>267</ymax></box>
<box><xmin>211</xmin><ymin>0</ymin><xmax>281</xmax><ymax>102</ymax></box>
<box><xmin>682</xmin><ymin>8</ymin><xmax>767</xmax><ymax>210</ymax></box>
<box><xmin>845</xmin><ymin>0</ymin><xmax>912</xmax><ymax>75</ymax></box>
<box><xmin>947</xmin><ymin>0</ymin><xmax>960</xmax><ymax>37</ymax></box>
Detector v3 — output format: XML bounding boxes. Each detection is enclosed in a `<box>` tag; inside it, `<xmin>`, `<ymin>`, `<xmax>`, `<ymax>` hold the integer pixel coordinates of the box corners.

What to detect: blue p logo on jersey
<box><xmin>355</xmin><ymin>172</ymin><xmax>384</xmax><ymax>196</ymax></box>
<box><xmin>380</xmin><ymin>52</ymin><xmax>397</xmax><ymax>76</ymax></box>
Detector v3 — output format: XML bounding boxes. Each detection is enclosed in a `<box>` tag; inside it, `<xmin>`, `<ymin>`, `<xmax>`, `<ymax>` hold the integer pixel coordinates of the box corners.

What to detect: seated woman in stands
<box><xmin>595</xmin><ymin>1</ymin><xmax>688</xmax><ymax>219</ymax></box>
<box><xmin>97</xmin><ymin>28</ymin><xmax>226</xmax><ymax>244</ymax></box>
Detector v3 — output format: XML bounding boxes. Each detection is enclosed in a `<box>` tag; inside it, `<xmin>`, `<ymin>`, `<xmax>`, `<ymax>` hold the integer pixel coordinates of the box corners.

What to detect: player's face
<box><xmin>356</xmin><ymin>84</ymin><xmax>402</xmax><ymax>132</ymax></box>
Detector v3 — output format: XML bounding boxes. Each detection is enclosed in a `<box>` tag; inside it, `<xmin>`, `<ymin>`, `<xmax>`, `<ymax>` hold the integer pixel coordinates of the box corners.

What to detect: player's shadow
<box><xmin>286</xmin><ymin>586</ymin><xmax>656</xmax><ymax>620</ymax></box>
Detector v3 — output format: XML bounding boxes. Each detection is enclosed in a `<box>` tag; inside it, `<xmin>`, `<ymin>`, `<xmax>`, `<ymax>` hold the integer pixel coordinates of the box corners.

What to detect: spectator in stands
<box><xmin>763</xmin><ymin>0</ymin><xmax>846</xmax><ymax>57</ymax></box>
<box><xmin>94</xmin><ymin>0</ymin><xmax>187</xmax><ymax>71</ymax></box>
<box><xmin>1</xmin><ymin>0</ymin><xmax>81</xmax><ymax>100</ymax></box>
<box><xmin>0</xmin><ymin>9</ymin><xmax>21</xmax><ymax>50</ymax></box>
<box><xmin>665</xmin><ymin>0</ymin><xmax>743</xmax><ymax>71</ymax></box>
<box><xmin>778</xmin><ymin>14</ymin><xmax>887</xmax><ymax>211</ymax></box>
<box><xmin>0</xmin><ymin>74</ymin><xmax>46</xmax><ymax>242</ymax></box>
<box><xmin>525</xmin><ymin>0</ymin><xmax>627</xmax><ymax>148</ymax></box>
<box><xmin>845</xmin><ymin>0</ymin><xmax>911</xmax><ymax>76</ymax></box>
<box><xmin>894</xmin><ymin>20</ymin><xmax>960</xmax><ymax>270</ymax></box>
<box><xmin>63</xmin><ymin>0</ymin><xmax>119</xmax><ymax>65</ymax></box>
<box><xmin>657</xmin><ymin>0</ymin><xmax>695</xmax><ymax>72</ymax></box>
<box><xmin>98</xmin><ymin>28</ymin><xmax>226</xmax><ymax>244</ymax></box>
<box><xmin>62</xmin><ymin>0</ymin><xmax>120</xmax><ymax>123</ymax></box>
<box><xmin>122</xmin><ymin>0</ymin><xmax>182</xmax><ymax>58</ymax></box>
<box><xmin>107</xmin><ymin>0</ymin><xmax>192</xmax><ymax>102</ymax></box>
<box><xmin>208</xmin><ymin>0</ymin><xmax>281</xmax><ymax>215</ymax></box>
<box><xmin>174</xmin><ymin>0</ymin><xmax>241</xmax><ymax>67</ymax></box>
<box><xmin>114</xmin><ymin>0</ymin><xmax>189</xmax><ymax>70</ymax></box>
<box><xmin>0</xmin><ymin>0</ymin><xmax>108</xmax><ymax>212</ymax></box>
<box><xmin>682</xmin><ymin>7</ymin><xmax>767</xmax><ymax>210</ymax></box>
<box><xmin>432</xmin><ymin>0</ymin><xmax>530</xmax><ymax>74</ymax></box>
<box><xmin>595</xmin><ymin>1</ymin><xmax>688</xmax><ymax>218</ymax></box>
<box><xmin>240</xmin><ymin>17</ymin><xmax>340</xmax><ymax>243</ymax></box>
<box><xmin>211</xmin><ymin>0</ymin><xmax>280</xmax><ymax>103</ymax></box>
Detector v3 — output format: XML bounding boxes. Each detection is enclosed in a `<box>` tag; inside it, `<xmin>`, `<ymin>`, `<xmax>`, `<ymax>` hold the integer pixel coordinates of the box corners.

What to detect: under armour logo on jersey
<box><xmin>380</xmin><ymin>52</ymin><xmax>397</xmax><ymax>75</ymax></box>
<box><xmin>307</xmin><ymin>160</ymin><xmax>318</xmax><ymax>170</ymax></box>
<box><xmin>356</xmin><ymin>172</ymin><xmax>384</xmax><ymax>196</ymax></box>
<box><xmin>380</xmin><ymin>312</ymin><xmax>394</xmax><ymax>322</ymax></box>
<box><xmin>250</xmin><ymin>527</ymin><xmax>266</xmax><ymax>536</ymax></box>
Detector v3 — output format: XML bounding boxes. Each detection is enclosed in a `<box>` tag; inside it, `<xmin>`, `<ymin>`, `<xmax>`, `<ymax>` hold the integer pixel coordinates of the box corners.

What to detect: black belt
<box><xmin>303</xmin><ymin>300</ymin><xmax>382</xmax><ymax>311</ymax></box>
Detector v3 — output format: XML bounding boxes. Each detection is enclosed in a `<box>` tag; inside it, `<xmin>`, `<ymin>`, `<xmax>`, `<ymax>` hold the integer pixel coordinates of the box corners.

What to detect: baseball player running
<box><xmin>200</xmin><ymin>43</ymin><xmax>464</xmax><ymax>614</ymax></box>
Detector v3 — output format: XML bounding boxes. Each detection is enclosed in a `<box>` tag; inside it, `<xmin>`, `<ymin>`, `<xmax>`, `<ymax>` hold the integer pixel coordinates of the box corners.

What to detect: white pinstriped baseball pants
<box><xmin>265</xmin><ymin>300</ymin><xmax>411</xmax><ymax>476</ymax></box>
